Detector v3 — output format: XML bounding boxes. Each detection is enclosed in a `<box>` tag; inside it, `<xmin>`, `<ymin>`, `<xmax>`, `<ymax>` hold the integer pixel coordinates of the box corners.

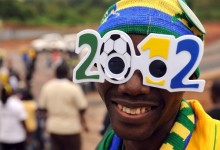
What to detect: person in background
<box><xmin>20</xmin><ymin>87</ymin><xmax>38</xmax><ymax>150</ymax></box>
<box><xmin>207</xmin><ymin>80</ymin><xmax>220</xmax><ymax>120</ymax></box>
<box><xmin>6</xmin><ymin>59</ymin><xmax>21</xmax><ymax>93</ymax></box>
<box><xmin>0</xmin><ymin>62</ymin><xmax>10</xmax><ymax>93</ymax></box>
<box><xmin>0</xmin><ymin>84</ymin><xmax>28</xmax><ymax>150</ymax></box>
<box><xmin>38</xmin><ymin>61</ymin><xmax>88</xmax><ymax>150</ymax></box>
<box><xmin>0</xmin><ymin>49</ymin><xmax>6</xmax><ymax>68</ymax></box>
<box><xmin>21</xmin><ymin>47</ymin><xmax>37</xmax><ymax>89</ymax></box>
<box><xmin>35</xmin><ymin>108</ymin><xmax>47</xmax><ymax>150</ymax></box>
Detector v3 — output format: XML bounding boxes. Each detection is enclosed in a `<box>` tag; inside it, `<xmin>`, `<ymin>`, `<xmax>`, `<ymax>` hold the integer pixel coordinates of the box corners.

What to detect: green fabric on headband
<box><xmin>99</xmin><ymin>25</ymin><xmax>180</xmax><ymax>38</ymax></box>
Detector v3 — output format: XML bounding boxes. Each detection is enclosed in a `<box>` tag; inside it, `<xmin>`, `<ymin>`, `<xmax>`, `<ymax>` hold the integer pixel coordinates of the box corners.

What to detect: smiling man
<box><xmin>73</xmin><ymin>0</ymin><xmax>220</xmax><ymax>149</ymax></box>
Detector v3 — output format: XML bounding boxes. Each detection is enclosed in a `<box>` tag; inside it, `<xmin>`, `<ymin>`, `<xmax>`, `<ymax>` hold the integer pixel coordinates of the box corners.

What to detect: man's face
<box><xmin>96</xmin><ymin>34</ymin><xmax>185</xmax><ymax>141</ymax></box>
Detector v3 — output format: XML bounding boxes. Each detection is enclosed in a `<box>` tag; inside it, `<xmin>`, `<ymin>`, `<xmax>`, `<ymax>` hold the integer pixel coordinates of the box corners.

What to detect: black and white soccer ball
<box><xmin>99</xmin><ymin>33</ymin><xmax>132</xmax><ymax>82</ymax></box>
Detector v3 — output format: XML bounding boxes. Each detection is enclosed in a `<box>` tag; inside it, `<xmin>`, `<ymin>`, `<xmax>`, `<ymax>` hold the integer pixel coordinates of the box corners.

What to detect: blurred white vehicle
<box><xmin>63</xmin><ymin>34</ymin><xmax>77</xmax><ymax>52</ymax></box>
<box><xmin>42</xmin><ymin>33</ymin><xmax>66</xmax><ymax>51</ymax></box>
<box><xmin>31</xmin><ymin>33</ymin><xmax>67</xmax><ymax>52</ymax></box>
<box><xmin>31</xmin><ymin>39</ymin><xmax>47</xmax><ymax>52</ymax></box>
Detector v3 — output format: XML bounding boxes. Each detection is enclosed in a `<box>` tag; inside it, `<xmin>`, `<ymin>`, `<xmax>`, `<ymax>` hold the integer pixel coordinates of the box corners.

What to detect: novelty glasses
<box><xmin>73</xmin><ymin>30</ymin><xmax>205</xmax><ymax>92</ymax></box>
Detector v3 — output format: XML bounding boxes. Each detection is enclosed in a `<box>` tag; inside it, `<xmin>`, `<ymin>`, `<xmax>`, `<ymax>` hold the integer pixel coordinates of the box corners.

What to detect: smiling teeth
<box><xmin>117</xmin><ymin>104</ymin><xmax>151</xmax><ymax>115</ymax></box>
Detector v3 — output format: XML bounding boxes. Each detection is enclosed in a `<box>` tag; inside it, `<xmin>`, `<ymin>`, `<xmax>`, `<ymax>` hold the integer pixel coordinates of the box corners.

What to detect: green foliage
<box><xmin>190</xmin><ymin>0</ymin><xmax>220</xmax><ymax>21</ymax></box>
<box><xmin>0</xmin><ymin>0</ymin><xmax>117</xmax><ymax>26</ymax></box>
<box><xmin>0</xmin><ymin>0</ymin><xmax>37</xmax><ymax>21</ymax></box>
<box><xmin>195</xmin><ymin>7</ymin><xmax>220</xmax><ymax>21</ymax></box>
<box><xmin>0</xmin><ymin>0</ymin><xmax>219</xmax><ymax>27</ymax></box>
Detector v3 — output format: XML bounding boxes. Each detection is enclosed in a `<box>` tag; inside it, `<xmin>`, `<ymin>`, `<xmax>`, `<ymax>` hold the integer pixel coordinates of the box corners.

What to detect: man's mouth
<box><xmin>117</xmin><ymin>103</ymin><xmax>152</xmax><ymax>115</ymax></box>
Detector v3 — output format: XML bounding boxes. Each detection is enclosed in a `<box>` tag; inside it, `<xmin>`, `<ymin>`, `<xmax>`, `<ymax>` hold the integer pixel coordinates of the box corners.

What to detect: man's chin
<box><xmin>114</xmin><ymin>128</ymin><xmax>151</xmax><ymax>141</ymax></box>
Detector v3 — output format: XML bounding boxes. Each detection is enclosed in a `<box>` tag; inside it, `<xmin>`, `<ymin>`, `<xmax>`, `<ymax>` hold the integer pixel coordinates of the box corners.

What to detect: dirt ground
<box><xmin>0</xmin><ymin>21</ymin><xmax>220</xmax><ymax>149</ymax></box>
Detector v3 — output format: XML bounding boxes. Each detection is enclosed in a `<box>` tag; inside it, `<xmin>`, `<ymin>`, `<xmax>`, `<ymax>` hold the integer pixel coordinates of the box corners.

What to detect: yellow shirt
<box><xmin>23</xmin><ymin>100</ymin><xmax>37</xmax><ymax>132</ymax></box>
<box><xmin>187</xmin><ymin>100</ymin><xmax>220</xmax><ymax>150</ymax></box>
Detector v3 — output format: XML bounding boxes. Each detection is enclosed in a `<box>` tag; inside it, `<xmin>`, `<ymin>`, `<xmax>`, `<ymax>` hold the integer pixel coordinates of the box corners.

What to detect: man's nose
<box><xmin>118</xmin><ymin>71</ymin><xmax>151</xmax><ymax>96</ymax></box>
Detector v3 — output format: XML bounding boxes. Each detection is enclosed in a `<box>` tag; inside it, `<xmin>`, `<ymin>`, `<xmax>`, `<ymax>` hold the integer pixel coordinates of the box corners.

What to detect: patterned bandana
<box><xmin>96</xmin><ymin>99</ymin><xmax>196</xmax><ymax>150</ymax></box>
<box><xmin>98</xmin><ymin>0</ymin><xmax>205</xmax><ymax>78</ymax></box>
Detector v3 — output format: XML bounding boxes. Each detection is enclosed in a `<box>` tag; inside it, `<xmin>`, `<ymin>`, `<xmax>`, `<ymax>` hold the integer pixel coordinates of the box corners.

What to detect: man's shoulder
<box><xmin>42</xmin><ymin>79</ymin><xmax>62</xmax><ymax>88</ymax></box>
<box><xmin>42</xmin><ymin>79</ymin><xmax>56</xmax><ymax>86</ymax></box>
<box><xmin>187</xmin><ymin>99</ymin><xmax>220</xmax><ymax>134</ymax></box>
<box><xmin>42</xmin><ymin>79</ymin><xmax>81</xmax><ymax>94</ymax></box>
<box><xmin>186</xmin><ymin>99</ymin><xmax>220</xmax><ymax>149</ymax></box>
<box><xmin>187</xmin><ymin>99</ymin><xmax>217</xmax><ymax>122</ymax></box>
<box><xmin>62</xmin><ymin>80</ymin><xmax>82</xmax><ymax>89</ymax></box>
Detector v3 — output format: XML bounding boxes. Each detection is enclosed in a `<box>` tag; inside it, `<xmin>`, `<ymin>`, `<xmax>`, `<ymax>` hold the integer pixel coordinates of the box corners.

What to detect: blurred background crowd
<box><xmin>0</xmin><ymin>0</ymin><xmax>220</xmax><ymax>150</ymax></box>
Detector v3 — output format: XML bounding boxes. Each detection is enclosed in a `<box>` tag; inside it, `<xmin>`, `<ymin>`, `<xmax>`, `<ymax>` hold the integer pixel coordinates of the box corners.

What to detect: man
<box><xmin>38</xmin><ymin>61</ymin><xmax>88</xmax><ymax>150</ymax></box>
<box><xmin>73</xmin><ymin>0</ymin><xmax>220</xmax><ymax>149</ymax></box>
<box><xmin>95</xmin><ymin>0</ymin><xmax>220</xmax><ymax>149</ymax></box>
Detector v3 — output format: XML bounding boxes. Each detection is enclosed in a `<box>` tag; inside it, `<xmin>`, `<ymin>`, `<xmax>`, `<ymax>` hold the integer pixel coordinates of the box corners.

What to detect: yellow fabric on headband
<box><xmin>117</xmin><ymin>0</ymin><xmax>181</xmax><ymax>15</ymax></box>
